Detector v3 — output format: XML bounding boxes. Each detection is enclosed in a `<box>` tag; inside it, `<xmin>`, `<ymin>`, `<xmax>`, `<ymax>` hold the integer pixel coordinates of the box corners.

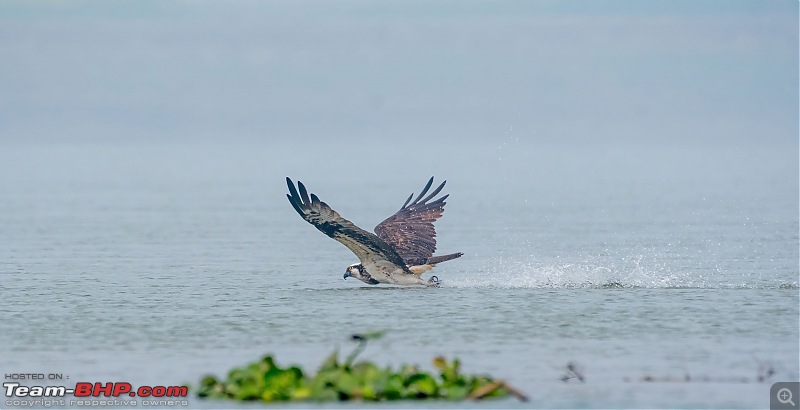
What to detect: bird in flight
<box><xmin>285</xmin><ymin>177</ymin><xmax>463</xmax><ymax>286</ymax></box>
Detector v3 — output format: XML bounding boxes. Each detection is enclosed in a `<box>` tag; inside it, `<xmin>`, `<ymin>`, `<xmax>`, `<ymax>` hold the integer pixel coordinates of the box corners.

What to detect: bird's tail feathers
<box><xmin>426</xmin><ymin>252</ymin><xmax>464</xmax><ymax>265</ymax></box>
<box><xmin>407</xmin><ymin>252</ymin><xmax>463</xmax><ymax>277</ymax></box>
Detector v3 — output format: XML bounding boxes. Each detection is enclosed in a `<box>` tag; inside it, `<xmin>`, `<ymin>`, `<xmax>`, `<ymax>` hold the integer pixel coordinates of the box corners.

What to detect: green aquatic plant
<box><xmin>197</xmin><ymin>333</ymin><xmax>527</xmax><ymax>403</ymax></box>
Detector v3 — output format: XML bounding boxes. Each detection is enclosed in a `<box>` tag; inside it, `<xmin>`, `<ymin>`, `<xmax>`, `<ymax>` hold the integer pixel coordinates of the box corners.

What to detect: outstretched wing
<box><xmin>374</xmin><ymin>177</ymin><xmax>449</xmax><ymax>265</ymax></box>
<box><xmin>286</xmin><ymin>177</ymin><xmax>408</xmax><ymax>270</ymax></box>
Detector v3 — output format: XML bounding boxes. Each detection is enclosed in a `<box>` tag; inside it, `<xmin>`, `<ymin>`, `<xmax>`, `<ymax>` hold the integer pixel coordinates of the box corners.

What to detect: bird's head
<box><xmin>344</xmin><ymin>263</ymin><xmax>364</xmax><ymax>280</ymax></box>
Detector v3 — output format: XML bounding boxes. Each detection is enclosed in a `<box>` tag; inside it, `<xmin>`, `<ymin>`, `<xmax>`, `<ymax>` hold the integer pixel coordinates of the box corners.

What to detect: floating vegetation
<box><xmin>624</xmin><ymin>355</ymin><xmax>776</xmax><ymax>384</ymax></box>
<box><xmin>197</xmin><ymin>332</ymin><xmax>527</xmax><ymax>403</ymax></box>
<box><xmin>559</xmin><ymin>361</ymin><xmax>585</xmax><ymax>383</ymax></box>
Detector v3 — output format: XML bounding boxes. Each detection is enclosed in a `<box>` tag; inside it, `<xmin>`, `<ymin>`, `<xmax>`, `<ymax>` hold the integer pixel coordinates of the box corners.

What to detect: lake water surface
<box><xmin>1</xmin><ymin>140</ymin><xmax>797</xmax><ymax>408</ymax></box>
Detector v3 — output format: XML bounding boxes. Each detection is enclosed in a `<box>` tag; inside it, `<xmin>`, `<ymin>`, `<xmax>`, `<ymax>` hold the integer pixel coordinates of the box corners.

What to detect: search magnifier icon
<box><xmin>778</xmin><ymin>388</ymin><xmax>795</xmax><ymax>406</ymax></box>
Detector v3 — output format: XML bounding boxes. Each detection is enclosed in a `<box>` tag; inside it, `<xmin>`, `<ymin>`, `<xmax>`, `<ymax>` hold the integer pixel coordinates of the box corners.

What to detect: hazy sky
<box><xmin>0</xmin><ymin>0</ymin><xmax>796</xmax><ymax>145</ymax></box>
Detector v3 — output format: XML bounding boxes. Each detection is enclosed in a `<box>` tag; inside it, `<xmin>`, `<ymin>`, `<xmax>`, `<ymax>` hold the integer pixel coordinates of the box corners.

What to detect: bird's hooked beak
<box><xmin>343</xmin><ymin>269</ymin><xmax>351</xmax><ymax>280</ymax></box>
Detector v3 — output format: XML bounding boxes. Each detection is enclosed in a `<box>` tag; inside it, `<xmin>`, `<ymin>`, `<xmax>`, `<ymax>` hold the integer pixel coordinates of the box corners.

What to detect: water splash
<box><xmin>439</xmin><ymin>253</ymin><xmax>760</xmax><ymax>289</ymax></box>
<box><xmin>442</xmin><ymin>260</ymin><xmax>797</xmax><ymax>288</ymax></box>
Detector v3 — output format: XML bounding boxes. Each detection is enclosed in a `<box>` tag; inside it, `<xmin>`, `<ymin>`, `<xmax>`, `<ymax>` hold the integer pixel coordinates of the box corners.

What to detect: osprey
<box><xmin>285</xmin><ymin>177</ymin><xmax>463</xmax><ymax>286</ymax></box>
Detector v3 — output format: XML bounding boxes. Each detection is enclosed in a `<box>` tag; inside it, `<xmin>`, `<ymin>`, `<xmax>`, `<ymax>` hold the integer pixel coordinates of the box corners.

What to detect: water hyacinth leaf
<box><xmin>196</xmin><ymin>375</ymin><xmax>224</xmax><ymax>398</ymax></box>
<box><xmin>237</xmin><ymin>386</ymin><xmax>260</xmax><ymax>400</ymax></box>
<box><xmin>375</xmin><ymin>372</ymin><xmax>405</xmax><ymax>399</ymax></box>
<box><xmin>313</xmin><ymin>387</ymin><xmax>339</xmax><ymax>401</ymax></box>
<box><xmin>433</xmin><ymin>356</ymin><xmax>447</xmax><ymax>372</ymax></box>
<box><xmin>319</xmin><ymin>350</ymin><xmax>340</xmax><ymax>372</ymax></box>
<box><xmin>405</xmin><ymin>373</ymin><xmax>439</xmax><ymax>397</ymax></box>
<box><xmin>331</xmin><ymin>371</ymin><xmax>359</xmax><ymax>395</ymax></box>
<box><xmin>445</xmin><ymin>385</ymin><xmax>470</xmax><ymax>400</ymax></box>
<box><xmin>350</xmin><ymin>362</ymin><xmax>381</xmax><ymax>384</ymax></box>
<box><xmin>199</xmin><ymin>375</ymin><xmax>217</xmax><ymax>388</ymax></box>
<box><xmin>435</xmin><ymin>356</ymin><xmax>461</xmax><ymax>383</ymax></box>
<box><xmin>290</xmin><ymin>386</ymin><xmax>312</xmax><ymax>400</ymax></box>
<box><xmin>361</xmin><ymin>384</ymin><xmax>378</xmax><ymax>400</ymax></box>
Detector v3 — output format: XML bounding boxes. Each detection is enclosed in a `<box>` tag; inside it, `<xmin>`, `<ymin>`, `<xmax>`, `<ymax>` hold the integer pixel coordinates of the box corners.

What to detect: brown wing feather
<box><xmin>374</xmin><ymin>177</ymin><xmax>450</xmax><ymax>265</ymax></box>
<box><xmin>286</xmin><ymin>177</ymin><xmax>409</xmax><ymax>271</ymax></box>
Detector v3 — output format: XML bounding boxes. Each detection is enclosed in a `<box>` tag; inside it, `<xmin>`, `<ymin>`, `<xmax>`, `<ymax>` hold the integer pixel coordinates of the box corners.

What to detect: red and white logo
<box><xmin>4</xmin><ymin>381</ymin><xmax>189</xmax><ymax>407</ymax></box>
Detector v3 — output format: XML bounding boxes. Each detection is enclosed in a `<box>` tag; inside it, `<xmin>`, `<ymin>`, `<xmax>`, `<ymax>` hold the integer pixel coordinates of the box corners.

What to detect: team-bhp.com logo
<box><xmin>4</xmin><ymin>381</ymin><xmax>189</xmax><ymax>407</ymax></box>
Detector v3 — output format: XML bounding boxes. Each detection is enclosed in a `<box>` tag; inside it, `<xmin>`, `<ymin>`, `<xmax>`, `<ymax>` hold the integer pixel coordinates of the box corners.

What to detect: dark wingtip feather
<box><xmin>419</xmin><ymin>180</ymin><xmax>446</xmax><ymax>205</ymax></box>
<box><xmin>286</xmin><ymin>193</ymin><xmax>305</xmax><ymax>217</ymax></box>
<box><xmin>409</xmin><ymin>177</ymin><xmax>435</xmax><ymax>206</ymax></box>
<box><xmin>297</xmin><ymin>181</ymin><xmax>312</xmax><ymax>205</ymax></box>
<box><xmin>400</xmin><ymin>193</ymin><xmax>414</xmax><ymax>210</ymax></box>
<box><xmin>286</xmin><ymin>177</ymin><xmax>301</xmax><ymax>202</ymax></box>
